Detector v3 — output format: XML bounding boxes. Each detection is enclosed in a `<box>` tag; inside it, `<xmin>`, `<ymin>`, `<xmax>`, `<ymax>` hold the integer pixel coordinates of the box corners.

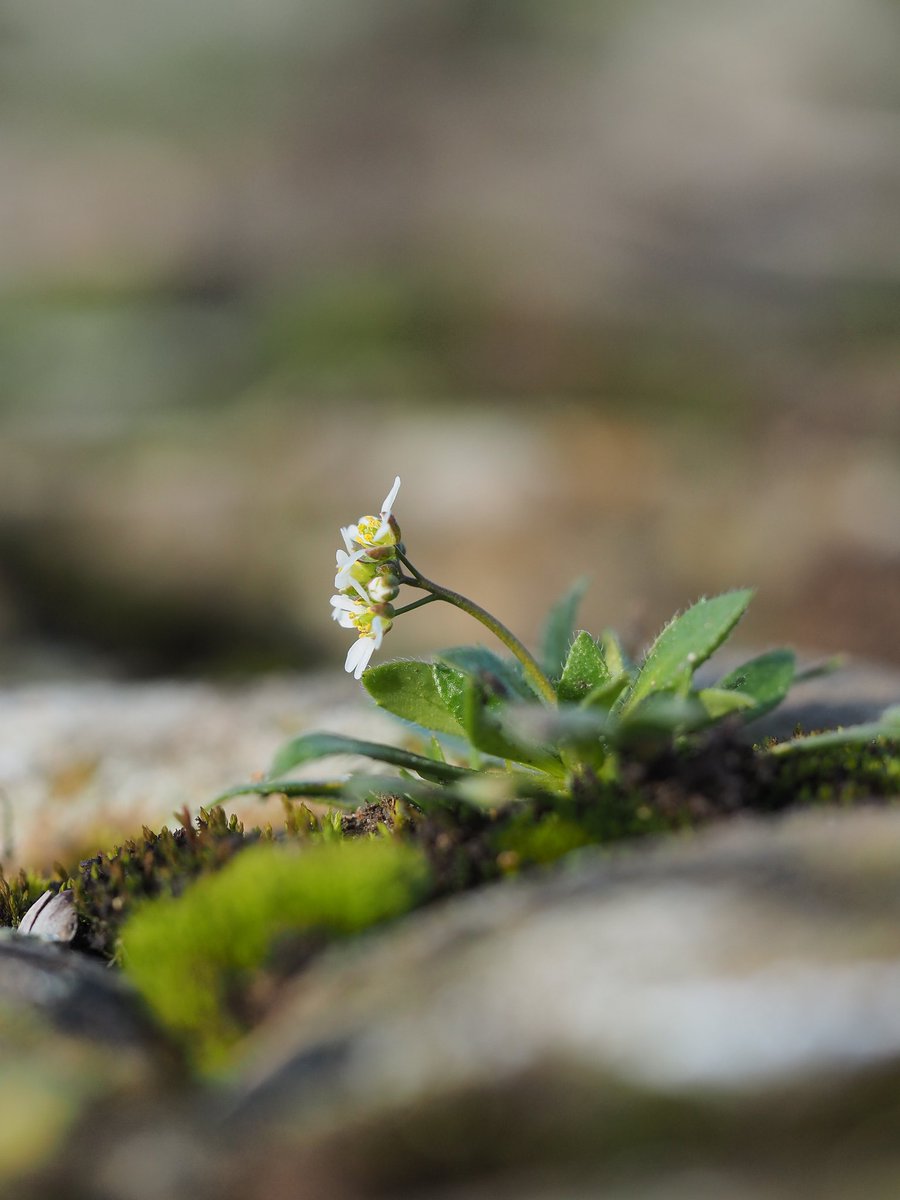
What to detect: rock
<box><xmin>225</xmin><ymin>808</ymin><xmax>900</xmax><ymax>1197</ymax></box>
<box><xmin>0</xmin><ymin>934</ymin><xmax>182</xmax><ymax>1190</ymax></box>
<box><xmin>0</xmin><ymin>931</ymin><xmax>177</xmax><ymax>1052</ymax></box>
<box><xmin>0</xmin><ymin>673</ymin><xmax>397</xmax><ymax>870</ymax></box>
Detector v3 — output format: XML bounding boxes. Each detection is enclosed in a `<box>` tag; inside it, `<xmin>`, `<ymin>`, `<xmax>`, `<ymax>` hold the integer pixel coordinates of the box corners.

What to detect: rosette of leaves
<box><xmin>229</xmin><ymin>586</ymin><xmax>900</xmax><ymax>818</ymax></box>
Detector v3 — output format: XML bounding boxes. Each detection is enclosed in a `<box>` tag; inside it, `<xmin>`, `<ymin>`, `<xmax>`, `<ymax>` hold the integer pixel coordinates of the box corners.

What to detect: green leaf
<box><xmin>505</xmin><ymin>703</ymin><xmax>610</xmax><ymax>769</ymax></box>
<box><xmin>615</xmin><ymin>691</ymin><xmax>710</xmax><ymax>739</ymax></box>
<box><xmin>557</xmin><ymin>631</ymin><xmax>610</xmax><ymax>703</ymax></box>
<box><xmin>267</xmin><ymin>731</ymin><xmax>473</xmax><ymax>785</ymax></box>
<box><xmin>696</xmin><ymin>687</ymin><xmax>758</xmax><ymax>721</ymax></box>
<box><xmin>792</xmin><ymin>655</ymin><xmax>844</xmax><ymax>684</ymax></box>
<box><xmin>717</xmin><ymin>649</ymin><xmax>796</xmax><ymax>721</ymax></box>
<box><xmin>362</xmin><ymin>660</ymin><xmax>466</xmax><ymax>737</ymax></box>
<box><xmin>768</xmin><ymin>706</ymin><xmax>900</xmax><ymax>756</ymax></box>
<box><xmin>618</xmin><ymin>590</ymin><xmax>754</xmax><ymax>718</ymax></box>
<box><xmin>431</xmin><ymin>662</ymin><xmax>468</xmax><ymax>727</ymax></box>
<box><xmin>216</xmin><ymin>780</ymin><xmax>348</xmax><ymax>804</ymax></box>
<box><xmin>599</xmin><ymin>629</ymin><xmax>628</xmax><ymax>677</ymax></box>
<box><xmin>581</xmin><ymin>673</ymin><xmax>631</xmax><ymax>712</ymax></box>
<box><xmin>425</xmin><ymin>736</ymin><xmax>447</xmax><ymax>763</ymax></box>
<box><xmin>436</xmin><ymin>645</ymin><xmax>535</xmax><ymax>700</ymax></box>
<box><xmin>461</xmin><ymin>681</ymin><xmax>562</xmax><ymax>773</ymax></box>
<box><xmin>541</xmin><ymin>577</ymin><xmax>589</xmax><ymax>680</ymax></box>
<box><xmin>452</xmin><ymin>769</ymin><xmax>552</xmax><ymax>809</ymax></box>
<box><xmin>336</xmin><ymin>772</ymin><xmax>465</xmax><ymax>813</ymax></box>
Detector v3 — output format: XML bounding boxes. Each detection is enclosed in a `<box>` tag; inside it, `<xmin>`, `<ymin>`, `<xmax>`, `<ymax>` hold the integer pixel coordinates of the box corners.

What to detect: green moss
<box><xmin>0</xmin><ymin>868</ymin><xmax>52</xmax><ymax>928</ymax></box>
<box><xmin>121</xmin><ymin>837</ymin><xmax>431</xmax><ymax>1069</ymax></box>
<box><xmin>494</xmin><ymin>810</ymin><xmax>598</xmax><ymax>869</ymax></box>
<box><xmin>72</xmin><ymin>806</ymin><xmax>265</xmax><ymax>957</ymax></box>
<box><xmin>769</xmin><ymin>742</ymin><xmax>900</xmax><ymax>807</ymax></box>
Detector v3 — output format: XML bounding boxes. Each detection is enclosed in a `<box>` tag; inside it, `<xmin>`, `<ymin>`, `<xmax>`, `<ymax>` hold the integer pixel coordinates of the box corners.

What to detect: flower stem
<box><xmin>397</xmin><ymin>552</ymin><xmax>557</xmax><ymax>706</ymax></box>
<box><xmin>392</xmin><ymin>594</ymin><xmax>439</xmax><ymax>617</ymax></box>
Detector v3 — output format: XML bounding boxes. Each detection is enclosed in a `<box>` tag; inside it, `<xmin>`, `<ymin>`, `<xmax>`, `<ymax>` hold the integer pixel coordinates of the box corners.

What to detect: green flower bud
<box><xmin>368</xmin><ymin>573</ymin><xmax>400</xmax><ymax>604</ymax></box>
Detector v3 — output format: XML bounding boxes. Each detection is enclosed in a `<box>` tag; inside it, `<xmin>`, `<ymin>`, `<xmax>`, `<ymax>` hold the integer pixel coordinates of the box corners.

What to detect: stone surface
<box><xmin>0</xmin><ymin>672</ymin><xmax>397</xmax><ymax>869</ymax></box>
<box><xmin>0</xmin><ymin>931</ymin><xmax>175</xmax><ymax>1052</ymax></box>
<box><xmin>1</xmin><ymin>665</ymin><xmax>898</xmax><ymax>1196</ymax></box>
<box><xmin>0</xmin><ymin>934</ymin><xmax>179</xmax><ymax>1190</ymax></box>
<box><xmin>223</xmin><ymin>807</ymin><xmax>900</xmax><ymax>1198</ymax></box>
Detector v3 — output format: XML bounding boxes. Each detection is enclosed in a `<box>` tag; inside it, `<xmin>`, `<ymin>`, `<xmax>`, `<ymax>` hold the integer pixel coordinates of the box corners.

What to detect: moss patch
<box><xmin>0</xmin><ymin>868</ymin><xmax>52</xmax><ymax>928</ymax></box>
<box><xmin>121</xmin><ymin>837</ymin><xmax>431</xmax><ymax>1069</ymax></box>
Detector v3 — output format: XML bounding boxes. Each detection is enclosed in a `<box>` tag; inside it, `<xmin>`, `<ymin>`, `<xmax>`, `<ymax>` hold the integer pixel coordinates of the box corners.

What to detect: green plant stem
<box><xmin>397</xmin><ymin>552</ymin><xmax>557</xmax><ymax>706</ymax></box>
<box><xmin>392</xmin><ymin>594</ymin><xmax>439</xmax><ymax>617</ymax></box>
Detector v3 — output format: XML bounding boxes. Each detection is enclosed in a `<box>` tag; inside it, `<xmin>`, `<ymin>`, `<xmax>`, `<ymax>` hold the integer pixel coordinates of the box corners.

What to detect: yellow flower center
<box><xmin>355</xmin><ymin>515</ymin><xmax>382</xmax><ymax>545</ymax></box>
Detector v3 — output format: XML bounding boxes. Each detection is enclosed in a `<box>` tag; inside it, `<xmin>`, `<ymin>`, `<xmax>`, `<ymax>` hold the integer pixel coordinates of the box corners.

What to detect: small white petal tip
<box><xmin>381</xmin><ymin>476</ymin><xmax>401</xmax><ymax>517</ymax></box>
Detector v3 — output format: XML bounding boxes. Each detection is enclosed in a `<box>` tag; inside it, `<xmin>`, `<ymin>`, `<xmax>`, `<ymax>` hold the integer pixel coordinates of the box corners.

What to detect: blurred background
<box><xmin>1</xmin><ymin>0</ymin><xmax>898</xmax><ymax>681</ymax></box>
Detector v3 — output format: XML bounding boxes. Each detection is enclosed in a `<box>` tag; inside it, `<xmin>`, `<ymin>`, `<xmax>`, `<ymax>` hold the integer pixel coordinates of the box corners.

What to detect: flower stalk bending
<box><xmin>330</xmin><ymin>476</ymin><xmax>556</xmax><ymax>704</ymax></box>
<box><xmin>395</xmin><ymin>552</ymin><xmax>556</xmax><ymax>705</ymax></box>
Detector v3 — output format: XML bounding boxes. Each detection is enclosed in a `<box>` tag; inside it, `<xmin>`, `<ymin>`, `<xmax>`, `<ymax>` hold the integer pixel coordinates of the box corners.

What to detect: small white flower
<box><xmin>330</xmin><ymin>593</ymin><xmax>366</xmax><ymax>628</ymax></box>
<box><xmin>375</xmin><ymin>475</ymin><xmax>401</xmax><ymax>539</ymax></box>
<box><xmin>332</xmin><ymin>477</ymin><xmax>401</xmax><ymax>680</ymax></box>
<box><xmin>342</xmin><ymin>476</ymin><xmax>403</xmax><ymax>551</ymax></box>
<box><xmin>334</xmin><ymin>548</ymin><xmax>370</xmax><ymax>600</ymax></box>
<box><xmin>344</xmin><ymin>615</ymin><xmax>387</xmax><ymax>680</ymax></box>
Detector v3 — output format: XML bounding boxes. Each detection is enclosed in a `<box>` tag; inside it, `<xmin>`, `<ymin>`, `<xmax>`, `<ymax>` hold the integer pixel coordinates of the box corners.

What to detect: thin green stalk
<box><xmin>398</xmin><ymin>552</ymin><xmax>557</xmax><ymax>706</ymax></box>
<box><xmin>392</xmin><ymin>594</ymin><xmax>439</xmax><ymax>617</ymax></box>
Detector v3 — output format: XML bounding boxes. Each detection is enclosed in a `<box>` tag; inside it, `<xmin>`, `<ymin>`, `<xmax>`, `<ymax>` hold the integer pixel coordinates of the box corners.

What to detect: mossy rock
<box><xmin>121</xmin><ymin>836</ymin><xmax>431</xmax><ymax>1069</ymax></box>
<box><xmin>0</xmin><ymin>935</ymin><xmax>177</xmax><ymax>1188</ymax></box>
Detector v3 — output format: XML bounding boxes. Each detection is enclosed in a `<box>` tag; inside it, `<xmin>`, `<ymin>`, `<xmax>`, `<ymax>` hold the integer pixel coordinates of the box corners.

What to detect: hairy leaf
<box><xmin>557</xmin><ymin>631</ymin><xmax>610</xmax><ymax>703</ymax></box>
<box><xmin>615</xmin><ymin>692</ymin><xmax>710</xmax><ymax>745</ymax></box>
<box><xmin>363</xmin><ymin>660</ymin><xmax>466</xmax><ymax>737</ymax></box>
<box><xmin>462</xmin><ymin>681</ymin><xmax>562</xmax><ymax>772</ymax></box>
<box><xmin>431</xmin><ymin>662</ymin><xmax>469</xmax><ymax>727</ymax></box>
<box><xmin>718</xmin><ymin>649</ymin><xmax>796</xmax><ymax>721</ymax></box>
<box><xmin>436</xmin><ymin>645</ymin><xmax>535</xmax><ymax>700</ymax></box>
<box><xmin>507</xmin><ymin>703</ymin><xmax>610</xmax><ymax>769</ymax></box>
<box><xmin>618</xmin><ymin>590</ymin><xmax>754</xmax><ymax>717</ymax></box>
<box><xmin>581</xmin><ymin>673</ymin><xmax>631</xmax><ymax>712</ymax></box>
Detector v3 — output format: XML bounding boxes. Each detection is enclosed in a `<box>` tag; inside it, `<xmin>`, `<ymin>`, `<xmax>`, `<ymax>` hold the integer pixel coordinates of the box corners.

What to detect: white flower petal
<box><xmin>381</xmin><ymin>475</ymin><xmax>401</xmax><ymax>518</ymax></box>
<box><xmin>331</xmin><ymin>594</ymin><xmax>367</xmax><ymax>628</ymax></box>
<box><xmin>344</xmin><ymin>639</ymin><xmax>365</xmax><ymax>675</ymax></box>
<box><xmin>370</xmin><ymin>615</ymin><xmax>385</xmax><ymax>650</ymax></box>
<box><xmin>334</xmin><ymin>547</ymin><xmax>371</xmax><ymax>596</ymax></box>
<box><xmin>354</xmin><ymin>639</ymin><xmax>376</xmax><ymax>679</ymax></box>
<box><xmin>337</xmin><ymin>547</ymin><xmax>366</xmax><ymax>569</ymax></box>
<box><xmin>345</xmin><ymin>636</ymin><xmax>376</xmax><ymax>679</ymax></box>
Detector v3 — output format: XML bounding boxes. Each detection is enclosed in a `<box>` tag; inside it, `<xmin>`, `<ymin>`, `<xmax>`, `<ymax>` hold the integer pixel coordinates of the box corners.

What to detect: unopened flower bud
<box><xmin>365</xmin><ymin>543</ymin><xmax>400</xmax><ymax>562</ymax></box>
<box><xmin>368</xmin><ymin>573</ymin><xmax>400</xmax><ymax>604</ymax></box>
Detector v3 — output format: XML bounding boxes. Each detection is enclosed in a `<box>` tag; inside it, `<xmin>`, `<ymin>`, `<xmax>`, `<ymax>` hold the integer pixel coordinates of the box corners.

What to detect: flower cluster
<box><xmin>331</xmin><ymin>477</ymin><xmax>403</xmax><ymax>678</ymax></box>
